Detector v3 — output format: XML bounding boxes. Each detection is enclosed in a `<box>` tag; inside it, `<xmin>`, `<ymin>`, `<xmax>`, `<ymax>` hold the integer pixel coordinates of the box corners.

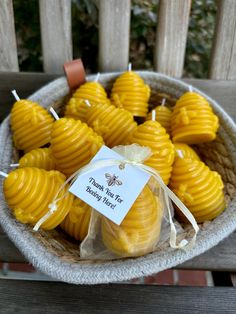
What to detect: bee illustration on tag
<box><xmin>105</xmin><ymin>173</ymin><xmax>123</xmax><ymax>187</ymax></box>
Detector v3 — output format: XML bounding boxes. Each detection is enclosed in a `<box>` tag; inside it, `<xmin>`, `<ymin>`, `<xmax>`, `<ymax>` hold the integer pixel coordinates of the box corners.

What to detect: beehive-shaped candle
<box><xmin>51</xmin><ymin>118</ymin><xmax>104</xmax><ymax>177</ymax></box>
<box><xmin>86</xmin><ymin>102</ymin><xmax>137</xmax><ymax>147</ymax></box>
<box><xmin>64</xmin><ymin>81</ymin><xmax>110</xmax><ymax>122</ymax></box>
<box><xmin>111</xmin><ymin>71</ymin><xmax>150</xmax><ymax>117</ymax></box>
<box><xmin>128</xmin><ymin>120</ymin><xmax>175</xmax><ymax>184</ymax></box>
<box><xmin>3</xmin><ymin>168</ymin><xmax>74</xmax><ymax>229</ymax></box>
<box><xmin>61</xmin><ymin>198</ymin><xmax>91</xmax><ymax>241</ymax></box>
<box><xmin>174</xmin><ymin>143</ymin><xmax>200</xmax><ymax>160</ymax></box>
<box><xmin>101</xmin><ymin>185</ymin><xmax>162</xmax><ymax>257</ymax></box>
<box><xmin>171</xmin><ymin>92</ymin><xmax>219</xmax><ymax>144</ymax></box>
<box><xmin>18</xmin><ymin>147</ymin><xmax>56</xmax><ymax>171</ymax></box>
<box><xmin>146</xmin><ymin>105</ymin><xmax>172</xmax><ymax>134</ymax></box>
<box><xmin>64</xmin><ymin>98</ymin><xmax>89</xmax><ymax>122</ymax></box>
<box><xmin>169</xmin><ymin>157</ymin><xmax>225</xmax><ymax>223</ymax></box>
<box><xmin>11</xmin><ymin>100</ymin><xmax>54</xmax><ymax>152</ymax></box>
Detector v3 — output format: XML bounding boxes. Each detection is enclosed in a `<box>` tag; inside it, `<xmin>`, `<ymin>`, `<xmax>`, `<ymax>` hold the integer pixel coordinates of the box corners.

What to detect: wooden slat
<box><xmin>1</xmin><ymin>280</ymin><xmax>236</xmax><ymax>313</ymax></box>
<box><xmin>179</xmin><ymin>231</ymin><xmax>236</xmax><ymax>271</ymax></box>
<box><xmin>155</xmin><ymin>0</ymin><xmax>191</xmax><ymax>77</ymax></box>
<box><xmin>0</xmin><ymin>0</ymin><xmax>19</xmax><ymax>71</ymax></box>
<box><xmin>210</xmin><ymin>0</ymin><xmax>236</xmax><ymax>79</ymax></box>
<box><xmin>0</xmin><ymin>235</ymin><xmax>26</xmax><ymax>263</ymax></box>
<box><xmin>39</xmin><ymin>0</ymin><xmax>72</xmax><ymax>74</ymax></box>
<box><xmin>99</xmin><ymin>0</ymin><xmax>131</xmax><ymax>72</ymax></box>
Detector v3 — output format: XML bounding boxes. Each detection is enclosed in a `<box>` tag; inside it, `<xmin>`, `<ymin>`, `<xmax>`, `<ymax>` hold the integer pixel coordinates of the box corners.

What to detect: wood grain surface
<box><xmin>0</xmin><ymin>0</ymin><xmax>19</xmax><ymax>71</ymax></box>
<box><xmin>155</xmin><ymin>0</ymin><xmax>191</xmax><ymax>77</ymax></box>
<box><xmin>39</xmin><ymin>0</ymin><xmax>72</xmax><ymax>73</ymax></box>
<box><xmin>210</xmin><ymin>0</ymin><xmax>236</xmax><ymax>79</ymax></box>
<box><xmin>99</xmin><ymin>0</ymin><xmax>131</xmax><ymax>72</ymax></box>
<box><xmin>1</xmin><ymin>280</ymin><xmax>236</xmax><ymax>313</ymax></box>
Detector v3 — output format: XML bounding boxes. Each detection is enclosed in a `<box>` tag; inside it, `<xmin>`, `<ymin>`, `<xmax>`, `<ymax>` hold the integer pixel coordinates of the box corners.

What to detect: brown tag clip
<box><xmin>63</xmin><ymin>59</ymin><xmax>86</xmax><ymax>90</ymax></box>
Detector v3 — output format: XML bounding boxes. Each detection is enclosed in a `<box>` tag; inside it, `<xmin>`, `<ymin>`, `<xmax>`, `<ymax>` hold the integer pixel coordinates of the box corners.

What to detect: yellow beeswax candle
<box><xmin>50</xmin><ymin>118</ymin><xmax>104</xmax><ymax>177</ymax></box>
<box><xmin>128</xmin><ymin>120</ymin><xmax>175</xmax><ymax>184</ymax></box>
<box><xmin>101</xmin><ymin>185</ymin><xmax>162</xmax><ymax>257</ymax></box>
<box><xmin>173</xmin><ymin>143</ymin><xmax>200</xmax><ymax>160</ymax></box>
<box><xmin>61</xmin><ymin>198</ymin><xmax>91</xmax><ymax>241</ymax></box>
<box><xmin>64</xmin><ymin>81</ymin><xmax>110</xmax><ymax>122</ymax></box>
<box><xmin>86</xmin><ymin>102</ymin><xmax>137</xmax><ymax>147</ymax></box>
<box><xmin>171</xmin><ymin>92</ymin><xmax>219</xmax><ymax>144</ymax></box>
<box><xmin>169</xmin><ymin>157</ymin><xmax>225</xmax><ymax>223</ymax></box>
<box><xmin>17</xmin><ymin>147</ymin><xmax>56</xmax><ymax>171</ymax></box>
<box><xmin>3</xmin><ymin>168</ymin><xmax>74</xmax><ymax>229</ymax></box>
<box><xmin>146</xmin><ymin>105</ymin><xmax>172</xmax><ymax>134</ymax></box>
<box><xmin>11</xmin><ymin>99</ymin><xmax>54</xmax><ymax>152</ymax></box>
<box><xmin>64</xmin><ymin>98</ymin><xmax>89</xmax><ymax>122</ymax></box>
<box><xmin>111</xmin><ymin>70</ymin><xmax>150</xmax><ymax>117</ymax></box>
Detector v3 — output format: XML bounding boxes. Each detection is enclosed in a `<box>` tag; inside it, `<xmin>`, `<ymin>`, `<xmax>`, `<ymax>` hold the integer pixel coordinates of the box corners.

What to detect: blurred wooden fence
<box><xmin>0</xmin><ymin>0</ymin><xmax>236</xmax><ymax>79</ymax></box>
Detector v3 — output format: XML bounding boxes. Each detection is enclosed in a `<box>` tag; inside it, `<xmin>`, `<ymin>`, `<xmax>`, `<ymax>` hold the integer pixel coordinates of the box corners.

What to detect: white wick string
<box><xmin>11</xmin><ymin>90</ymin><xmax>20</xmax><ymax>101</ymax></box>
<box><xmin>176</xmin><ymin>150</ymin><xmax>184</xmax><ymax>158</ymax></box>
<box><xmin>128</xmin><ymin>62</ymin><xmax>132</xmax><ymax>71</ymax></box>
<box><xmin>189</xmin><ymin>85</ymin><xmax>193</xmax><ymax>92</ymax></box>
<box><xmin>10</xmin><ymin>163</ymin><xmax>19</xmax><ymax>167</ymax></box>
<box><xmin>151</xmin><ymin>110</ymin><xmax>156</xmax><ymax>121</ymax></box>
<box><xmin>161</xmin><ymin>98</ymin><xmax>166</xmax><ymax>106</ymax></box>
<box><xmin>84</xmin><ymin>100</ymin><xmax>92</xmax><ymax>107</ymax></box>
<box><xmin>95</xmin><ymin>72</ymin><xmax>100</xmax><ymax>82</ymax></box>
<box><xmin>0</xmin><ymin>171</ymin><xmax>8</xmax><ymax>178</ymax></box>
<box><xmin>49</xmin><ymin>107</ymin><xmax>60</xmax><ymax>120</ymax></box>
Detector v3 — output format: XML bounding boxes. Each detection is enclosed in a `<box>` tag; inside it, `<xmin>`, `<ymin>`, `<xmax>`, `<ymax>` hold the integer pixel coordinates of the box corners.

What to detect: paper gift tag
<box><xmin>69</xmin><ymin>145</ymin><xmax>151</xmax><ymax>225</ymax></box>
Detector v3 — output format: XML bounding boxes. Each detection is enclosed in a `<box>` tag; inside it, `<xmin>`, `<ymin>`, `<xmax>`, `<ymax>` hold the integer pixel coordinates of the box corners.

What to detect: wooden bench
<box><xmin>1</xmin><ymin>0</ymin><xmax>236</xmax><ymax>78</ymax></box>
<box><xmin>1</xmin><ymin>0</ymin><xmax>236</xmax><ymax>312</ymax></box>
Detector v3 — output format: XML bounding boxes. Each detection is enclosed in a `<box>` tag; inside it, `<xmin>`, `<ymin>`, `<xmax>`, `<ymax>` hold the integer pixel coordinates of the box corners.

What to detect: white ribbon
<box><xmin>33</xmin><ymin>157</ymin><xmax>199</xmax><ymax>251</ymax></box>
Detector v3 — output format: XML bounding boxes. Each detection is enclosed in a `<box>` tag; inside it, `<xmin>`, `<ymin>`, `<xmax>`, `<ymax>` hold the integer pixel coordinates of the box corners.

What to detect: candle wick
<box><xmin>128</xmin><ymin>62</ymin><xmax>132</xmax><ymax>71</ymax></box>
<box><xmin>11</xmin><ymin>90</ymin><xmax>21</xmax><ymax>101</ymax></box>
<box><xmin>49</xmin><ymin>107</ymin><xmax>60</xmax><ymax>120</ymax></box>
<box><xmin>84</xmin><ymin>100</ymin><xmax>92</xmax><ymax>107</ymax></box>
<box><xmin>161</xmin><ymin>98</ymin><xmax>166</xmax><ymax>106</ymax></box>
<box><xmin>10</xmin><ymin>163</ymin><xmax>19</xmax><ymax>167</ymax></box>
<box><xmin>189</xmin><ymin>85</ymin><xmax>193</xmax><ymax>92</ymax></box>
<box><xmin>176</xmin><ymin>150</ymin><xmax>184</xmax><ymax>159</ymax></box>
<box><xmin>95</xmin><ymin>72</ymin><xmax>100</xmax><ymax>82</ymax></box>
<box><xmin>151</xmin><ymin>110</ymin><xmax>156</xmax><ymax>121</ymax></box>
<box><xmin>0</xmin><ymin>171</ymin><xmax>8</xmax><ymax>178</ymax></box>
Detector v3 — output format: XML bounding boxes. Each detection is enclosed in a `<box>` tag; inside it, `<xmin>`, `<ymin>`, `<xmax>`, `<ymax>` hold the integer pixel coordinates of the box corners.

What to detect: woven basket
<box><xmin>1</xmin><ymin>72</ymin><xmax>236</xmax><ymax>285</ymax></box>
